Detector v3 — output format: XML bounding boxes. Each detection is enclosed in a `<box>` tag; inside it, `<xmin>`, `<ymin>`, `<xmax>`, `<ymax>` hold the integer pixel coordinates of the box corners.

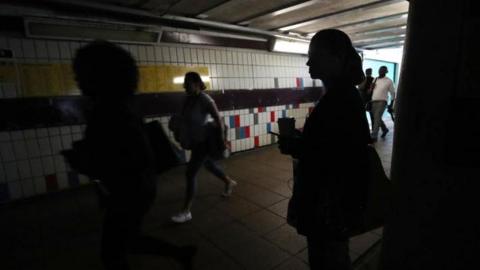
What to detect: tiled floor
<box><xmin>0</xmin><ymin>120</ymin><xmax>393</xmax><ymax>270</ymax></box>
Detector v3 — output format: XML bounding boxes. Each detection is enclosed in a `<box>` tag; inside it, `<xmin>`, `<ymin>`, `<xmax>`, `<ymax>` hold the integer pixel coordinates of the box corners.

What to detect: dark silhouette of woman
<box><xmin>72</xmin><ymin>40</ymin><xmax>195</xmax><ymax>270</ymax></box>
<box><xmin>280</xmin><ymin>29</ymin><xmax>371</xmax><ymax>269</ymax></box>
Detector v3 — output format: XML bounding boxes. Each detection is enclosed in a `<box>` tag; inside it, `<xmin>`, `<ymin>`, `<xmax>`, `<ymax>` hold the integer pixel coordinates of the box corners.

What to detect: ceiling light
<box><xmin>173</xmin><ymin>76</ymin><xmax>211</xmax><ymax>84</ymax></box>
<box><xmin>272</xmin><ymin>38</ymin><xmax>309</xmax><ymax>54</ymax></box>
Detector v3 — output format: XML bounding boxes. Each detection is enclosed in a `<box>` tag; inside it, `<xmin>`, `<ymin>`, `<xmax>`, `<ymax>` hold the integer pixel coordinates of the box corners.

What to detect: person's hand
<box><xmin>278</xmin><ymin>134</ymin><xmax>301</xmax><ymax>157</ymax></box>
<box><xmin>387</xmin><ymin>103</ymin><xmax>394</xmax><ymax>114</ymax></box>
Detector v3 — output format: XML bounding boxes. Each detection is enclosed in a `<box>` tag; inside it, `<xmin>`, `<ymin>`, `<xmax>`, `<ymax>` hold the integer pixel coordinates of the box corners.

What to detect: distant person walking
<box><xmin>357</xmin><ymin>68</ymin><xmax>374</xmax><ymax>129</ymax></box>
<box><xmin>170</xmin><ymin>72</ymin><xmax>237</xmax><ymax>224</ymax></box>
<box><xmin>369</xmin><ymin>66</ymin><xmax>396</xmax><ymax>141</ymax></box>
<box><xmin>69</xmin><ymin>40</ymin><xmax>195</xmax><ymax>270</ymax></box>
<box><xmin>279</xmin><ymin>29</ymin><xmax>371</xmax><ymax>270</ymax></box>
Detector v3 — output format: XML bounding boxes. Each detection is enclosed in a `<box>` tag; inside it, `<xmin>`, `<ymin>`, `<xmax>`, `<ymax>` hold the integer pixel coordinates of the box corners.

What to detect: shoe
<box><xmin>381</xmin><ymin>128</ymin><xmax>389</xmax><ymax>138</ymax></box>
<box><xmin>177</xmin><ymin>245</ymin><xmax>197</xmax><ymax>270</ymax></box>
<box><xmin>222</xmin><ymin>180</ymin><xmax>237</xmax><ymax>197</ymax></box>
<box><xmin>171</xmin><ymin>211</ymin><xmax>192</xmax><ymax>223</ymax></box>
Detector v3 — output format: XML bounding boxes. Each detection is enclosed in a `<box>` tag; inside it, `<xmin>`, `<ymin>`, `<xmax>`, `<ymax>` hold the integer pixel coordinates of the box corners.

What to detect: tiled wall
<box><xmin>0</xmin><ymin>35</ymin><xmax>317</xmax><ymax>202</ymax></box>
<box><xmin>0</xmin><ymin>36</ymin><xmax>318</xmax><ymax>98</ymax></box>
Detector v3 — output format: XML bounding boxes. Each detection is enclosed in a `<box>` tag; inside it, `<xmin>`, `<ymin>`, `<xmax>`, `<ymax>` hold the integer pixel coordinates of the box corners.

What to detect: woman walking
<box><xmin>171</xmin><ymin>72</ymin><xmax>237</xmax><ymax>223</ymax></box>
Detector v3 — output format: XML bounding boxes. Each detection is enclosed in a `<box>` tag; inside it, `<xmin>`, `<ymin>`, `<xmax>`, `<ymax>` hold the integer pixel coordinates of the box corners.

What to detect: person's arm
<box><xmin>389</xmin><ymin>80</ymin><xmax>396</xmax><ymax>105</ymax></box>
<box><xmin>206</xmin><ymin>98</ymin><xmax>226</xmax><ymax>142</ymax></box>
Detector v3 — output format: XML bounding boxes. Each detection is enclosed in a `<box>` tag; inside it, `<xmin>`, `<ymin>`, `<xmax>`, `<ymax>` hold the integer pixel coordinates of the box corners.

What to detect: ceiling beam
<box><xmin>354</xmin><ymin>36</ymin><xmax>405</xmax><ymax>47</ymax></box>
<box><xmin>362</xmin><ymin>40</ymin><xmax>405</xmax><ymax>49</ymax></box>
<box><xmin>350</xmin><ymin>26</ymin><xmax>406</xmax><ymax>39</ymax></box>
<box><xmin>276</xmin><ymin>0</ymin><xmax>406</xmax><ymax>32</ymax></box>
<box><xmin>193</xmin><ymin>0</ymin><xmax>232</xmax><ymax>17</ymax></box>
<box><xmin>236</xmin><ymin>0</ymin><xmax>318</xmax><ymax>25</ymax></box>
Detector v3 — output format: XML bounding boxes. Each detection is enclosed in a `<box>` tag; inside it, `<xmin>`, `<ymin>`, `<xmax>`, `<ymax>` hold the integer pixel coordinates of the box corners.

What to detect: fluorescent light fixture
<box><xmin>272</xmin><ymin>38</ymin><xmax>309</xmax><ymax>54</ymax></box>
<box><xmin>25</xmin><ymin>19</ymin><xmax>160</xmax><ymax>44</ymax></box>
<box><xmin>173</xmin><ymin>76</ymin><xmax>211</xmax><ymax>84</ymax></box>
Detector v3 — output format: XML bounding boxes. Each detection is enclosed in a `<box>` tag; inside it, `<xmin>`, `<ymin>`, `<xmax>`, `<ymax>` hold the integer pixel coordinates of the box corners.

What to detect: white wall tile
<box><xmin>34</xmin><ymin>176</ymin><xmax>47</xmax><ymax>194</ymax></box>
<box><xmin>0</xmin><ymin>142</ymin><xmax>15</xmax><ymax>162</ymax></box>
<box><xmin>154</xmin><ymin>46</ymin><xmax>163</xmax><ymax>62</ymax></box>
<box><xmin>49</xmin><ymin>136</ymin><xmax>63</xmax><ymax>155</ymax></box>
<box><xmin>196</xmin><ymin>48</ymin><xmax>204</xmax><ymax>63</ymax></box>
<box><xmin>146</xmin><ymin>46</ymin><xmax>155</xmax><ymax>61</ymax></box>
<box><xmin>17</xmin><ymin>160</ymin><xmax>31</xmax><ymax>179</ymax></box>
<box><xmin>61</xmin><ymin>134</ymin><xmax>72</xmax><ymax>150</ymax></box>
<box><xmin>21</xmin><ymin>179</ymin><xmax>35</xmax><ymax>197</ymax></box>
<box><xmin>22</xmin><ymin>39</ymin><xmax>36</xmax><ymax>58</ymax></box>
<box><xmin>58</xmin><ymin>42</ymin><xmax>71</xmax><ymax>60</ymax></box>
<box><xmin>169</xmin><ymin>47</ymin><xmax>177</xmax><ymax>62</ymax></box>
<box><xmin>38</xmin><ymin>137</ymin><xmax>52</xmax><ymax>156</ymax></box>
<box><xmin>13</xmin><ymin>140</ymin><xmax>27</xmax><ymax>160</ymax></box>
<box><xmin>184</xmin><ymin>47</ymin><xmax>192</xmax><ymax>63</ymax></box>
<box><xmin>54</xmin><ymin>155</ymin><xmax>66</xmax><ymax>172</ymax></box>
<box><xmin>176</xmin><ymin>47</ymin><xmax>184</xmax><ymax>63</ymax></box>
<box><xmin>30</xmin><ymin>158</ymin><xmax>44</xmax><ymax>177</ymax></box>
<box><xmin>26</xmin><ymin>139</ymin><xmax>40</xmax><ymax>158</ymax></box>
<box><xmin>57</xmin><ymin>172</ymin><xmax>68</xmax><ymax>189</ymax></box>
<box><xmin>42</xmin><ymin>156</ymin><xmax>55</xmax><ymax>175</ymax></box>
<box><xmin>162</xmin><ymin>47</ymin><xmax>170</xmax><ymax>62</ymax></box>
<box><xmin>4</xmin><ymin>162</ymin><xmax>19</xmax><ymax>181</ymax></box>
<box><xmin>47</xmin><ymin>41</ymin><xmax>60</xmax><ymax>59</ymax></box>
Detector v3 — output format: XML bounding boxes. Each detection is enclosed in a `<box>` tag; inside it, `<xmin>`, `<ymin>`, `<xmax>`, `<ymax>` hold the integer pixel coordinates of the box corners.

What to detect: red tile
<box><xmin>270</xmin><ymin>111</ymin><xmax>275</xmax><ymax>122</ymax></box>
<box><xmin>254</xmin><ymin>136</ymin><xmax>259</xmax><ymax>147</ymax></box>
<box><xmin>245</xmin><ymin>126</ymin><xmax>250</xmax><ymax>138</ymax></box>
<box><xmin>45</xmin><ymin>174</ymin><xmax>58</xmax><ymax>192</ymax></box>
<box><xmin>234</xmin><ymin>115</ymin><xmax>240</xmax><ymax>127</ymax></box>
<box><xmin>258</xmin><ymin>107</ymin><xmax>265</xmax><ymax>112</ymax></box>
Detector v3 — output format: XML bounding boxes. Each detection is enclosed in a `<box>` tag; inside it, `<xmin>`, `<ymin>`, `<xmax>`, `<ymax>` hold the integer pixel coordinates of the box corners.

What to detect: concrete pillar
<box><xmin>381</xmin><ymin>1</ymin><xmax>480</xmax><ymax>269</ymax></box>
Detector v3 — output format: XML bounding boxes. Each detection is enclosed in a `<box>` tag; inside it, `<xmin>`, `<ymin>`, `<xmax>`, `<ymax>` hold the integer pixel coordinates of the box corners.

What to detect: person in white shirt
<box><xmin>369</xmin><ymin>66</ymin><xmax>395</xmax><ymax>141</ymax></box>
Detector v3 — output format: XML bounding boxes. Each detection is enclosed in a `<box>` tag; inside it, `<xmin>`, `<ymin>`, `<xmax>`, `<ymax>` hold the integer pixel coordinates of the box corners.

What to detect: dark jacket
<box><xmin>84</xmin><ymin>102</ymin><xmax>156</xmax><ymax>201</ymax></box>
<box><xmin>358</xmin><ymin>76</ymin><xmax>374</xmax><ymax>104</ymax></box>
<box><xmin>293</xmin><ymin>83</ymin><xmax>371</xmax><ymax>238</ymax></box>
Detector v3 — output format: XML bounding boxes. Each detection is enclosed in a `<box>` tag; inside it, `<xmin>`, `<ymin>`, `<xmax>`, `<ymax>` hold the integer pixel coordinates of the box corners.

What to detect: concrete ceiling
<box><xmin>13</xmin><ymin>0</ymin><xmax>410</xmax><ymax>49</ymax></box>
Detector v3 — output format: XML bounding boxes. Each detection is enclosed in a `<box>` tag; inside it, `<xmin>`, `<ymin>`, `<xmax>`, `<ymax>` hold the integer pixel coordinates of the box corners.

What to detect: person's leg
<box><xmin>204</xmin><ymin>158</ymin><xmax>237</xmax><ymax>196</ymax></box>
<box><xmin>101</xmin><ymin>205</ymin><xmax>131</xmax><ymax>270</ymax></box>
<box><xmin>184</xmin><ymin>148</ymin><xmax>207</xmax><ymax>211</ymax></box>
<box><xmin>368</xmin><ymin>110</ymin><xmax>374</xmax><ymax>131</ymax></box>
<box><xmin>370</xmin><ymin>101</ymin><xmax>387</xmax><ymax>139</ymax></box>
<box><xmin>307</xmin><ymin>235</ymin><xmax>352</xmax><ymax>270</ymax></box>
<box><xmin>129</xmin><ymin>196</ymin><xmax>197</xmax><ymax>269</ymax></box>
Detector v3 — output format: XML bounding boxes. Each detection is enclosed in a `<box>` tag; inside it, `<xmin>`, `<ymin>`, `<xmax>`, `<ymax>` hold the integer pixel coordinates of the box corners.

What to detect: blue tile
<box><xmin>267</xmin><ymin>123</ymin><xmax>272</xmax><ymax>133</ymax></box>
<box><xmin>239</xmin><ymin>127</ymin><xmax>245</xmax><ymax>139</ymax></box>
<box><xmin>229</xmin><ymin>116</ymin><xmax>235</xmax><ymax>128</ymax></box>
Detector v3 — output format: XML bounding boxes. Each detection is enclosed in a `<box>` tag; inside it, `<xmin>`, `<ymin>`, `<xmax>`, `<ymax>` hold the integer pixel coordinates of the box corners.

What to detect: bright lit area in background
<box><xmin>363</xmin><ymin>47</ymin><xmax>404</xmax><ymax>83</ymax></box>
<box><xmin>173</xmin><ymin>76</ymin><xmax>211</xmax><ymax>84</ymax></box>
<box><xmin>272</xmin><ymin>39</ymin><xmax>309</xmax><ymax>54</ymax></box>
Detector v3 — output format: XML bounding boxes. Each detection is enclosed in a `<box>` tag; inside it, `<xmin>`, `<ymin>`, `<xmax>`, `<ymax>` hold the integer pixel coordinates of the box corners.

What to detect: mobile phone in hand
<box><xmin>268</xmin><ymin>131</ymin><xmax>281</xmax><ymax>136</ymax></box>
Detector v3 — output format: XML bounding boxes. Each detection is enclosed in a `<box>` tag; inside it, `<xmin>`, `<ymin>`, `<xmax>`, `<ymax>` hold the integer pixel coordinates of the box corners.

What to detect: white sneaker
<box><xmin>222</xmin><ymin>180</ymin><xmax>237</xmax><ymax>197</ymax></box>
<box><xmin>171</xmin><ymin>211</ymin><xmax>192</xmax><ymax>223</ymax></box>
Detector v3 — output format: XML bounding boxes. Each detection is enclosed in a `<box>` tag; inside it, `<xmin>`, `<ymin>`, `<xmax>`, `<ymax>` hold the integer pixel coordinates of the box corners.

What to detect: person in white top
<box><xmin>369</xmin><ymin>66</ymin><xmax>395</xmax><ymax>141</ymax></box>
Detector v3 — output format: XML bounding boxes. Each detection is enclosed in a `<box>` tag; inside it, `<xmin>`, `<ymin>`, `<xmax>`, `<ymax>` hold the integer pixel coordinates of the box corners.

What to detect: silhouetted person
<box><xmin>170</xmin><ymin>72</ymin><xmax>236</xmax><ymax>223</ymax></box>
<box><xmin>72</xmin><ymin>40</ymin><xmax>195</xmax><ymax>270</ymax></box>
<box><xmin>358</xmin><ymin>68</ymin><xmax>374</xmax><ymax>129</ymax></box>
<box><xmin>280</xmin><ymin>29</ymin><xmax>371</xmax><ymax>270</ymax></box>
<box><xmin>369</xmin><ymin>66</ymin><xmax>396</xmax><ymax>141</ymax></box>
